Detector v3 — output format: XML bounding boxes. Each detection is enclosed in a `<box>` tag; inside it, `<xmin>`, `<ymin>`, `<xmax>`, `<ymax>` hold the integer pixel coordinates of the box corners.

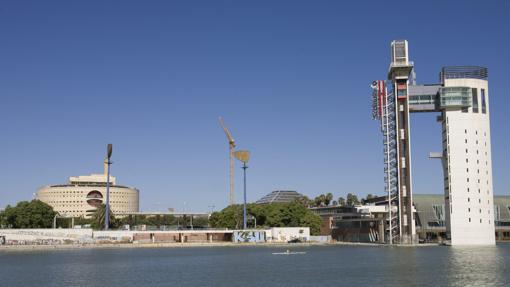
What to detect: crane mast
<box><xmin>219</xmin><ymin>117</ymin><xmax>236</xmax><ymax>205</ymax></box>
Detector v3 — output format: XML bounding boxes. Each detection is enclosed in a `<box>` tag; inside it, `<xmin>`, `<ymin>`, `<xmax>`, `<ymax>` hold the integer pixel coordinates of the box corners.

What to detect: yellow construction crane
<box><xmin>219</xmin><ymin>117</ymin><xmax>236</xmax><ymax>205</ymax></box>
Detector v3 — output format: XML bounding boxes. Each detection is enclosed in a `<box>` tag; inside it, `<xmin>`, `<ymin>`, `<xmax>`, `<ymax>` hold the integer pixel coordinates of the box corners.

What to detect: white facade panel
<box><xmin>443</xmin><ymin>78</ymin><xmax>495</xmax><ymax>245</ymax></box>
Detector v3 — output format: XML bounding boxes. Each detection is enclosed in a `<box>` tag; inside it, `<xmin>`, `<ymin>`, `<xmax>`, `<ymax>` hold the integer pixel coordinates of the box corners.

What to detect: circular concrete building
<box><xmin>36</xmin><ymin>166</ymin><xmax>139</xmax><ymax>218</ymax></box>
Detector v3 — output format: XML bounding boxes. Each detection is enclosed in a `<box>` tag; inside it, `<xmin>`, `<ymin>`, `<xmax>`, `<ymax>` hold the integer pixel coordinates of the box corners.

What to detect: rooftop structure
<box><xmin>255</xmin><ymin>190</ymin><xmax>304</xmax><ymax>204</ymax></box>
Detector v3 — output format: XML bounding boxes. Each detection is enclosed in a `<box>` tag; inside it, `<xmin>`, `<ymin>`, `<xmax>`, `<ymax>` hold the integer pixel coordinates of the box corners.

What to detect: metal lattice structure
<box><xmin>219</xmin><ymin>117</ymin><xmax>236</xmax><ymax>205</ymax></box>
<box><xmin>371</xmin><ymin>80</ymin><xmax>399</xmax><ymax>244</ymax></box>
<box><xmin>255</xmin><ymin>190</ymin><xmax>304</xmax><ymax>205</ymax></box>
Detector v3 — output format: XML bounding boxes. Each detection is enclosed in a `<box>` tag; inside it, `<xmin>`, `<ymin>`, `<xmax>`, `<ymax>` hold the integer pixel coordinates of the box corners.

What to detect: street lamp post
<box><xmin>242</xmin><ymin>161</ymin><xmax>247</xmax><ymax>229</ymax></box>
<box><xmin>105</xmin><ymin>144</ymin><xmax>113</xmax><ymax>230</ymax></box>
<box><xmin>234</xmin><ymin>150</ymin><xmax>250</xmax><ymax>230</ymax></box>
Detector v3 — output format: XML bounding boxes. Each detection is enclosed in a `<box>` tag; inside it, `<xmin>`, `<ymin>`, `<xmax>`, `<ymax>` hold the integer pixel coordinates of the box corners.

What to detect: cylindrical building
<box><xmin>36</xmin><ymin>171</ymin><xmax>139</xmax><ymax>218</ymax></box>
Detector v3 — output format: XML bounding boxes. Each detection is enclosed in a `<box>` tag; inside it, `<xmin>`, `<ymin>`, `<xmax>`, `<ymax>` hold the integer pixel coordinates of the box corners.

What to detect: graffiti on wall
<box><xmin>233</xmin><ymin>230</ymin><xmax>266</xmax><ymax>243</ymax></box>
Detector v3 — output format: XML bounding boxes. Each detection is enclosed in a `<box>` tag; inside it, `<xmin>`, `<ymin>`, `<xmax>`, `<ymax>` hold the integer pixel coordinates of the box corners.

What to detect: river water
<box><xmin>0</xmin><ymin>244</ymin><xmax>508</xmax><ymax>286</ymax></box>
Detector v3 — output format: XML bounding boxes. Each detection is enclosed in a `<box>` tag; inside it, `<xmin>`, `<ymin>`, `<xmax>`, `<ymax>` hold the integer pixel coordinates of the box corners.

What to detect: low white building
<box><xmin>267</xmin><ymin>227</ymin><xmax>310</xmax><ymax>242</ymax></box>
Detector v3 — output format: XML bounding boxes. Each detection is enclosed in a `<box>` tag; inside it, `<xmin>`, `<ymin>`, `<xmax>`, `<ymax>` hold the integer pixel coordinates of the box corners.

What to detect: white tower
<box><xmin>440</xmin><ymin>67</ymin><xmax>495</xmax><ymax>245</ymax></box>
<box><xmin>373</xmin><ymin>42</ymin><xmax>496</xmax><ymax>246</ymax></box>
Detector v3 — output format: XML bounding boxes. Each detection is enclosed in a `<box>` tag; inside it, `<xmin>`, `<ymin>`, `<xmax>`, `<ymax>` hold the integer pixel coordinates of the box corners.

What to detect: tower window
<box><xmin>472</xmin><ymin>88</ymin><xmax>479</xmax><ymax>113</ymax></box>
<box><xmin>481</xmin><ymin>89</ymin><xmax>487</xmax><ymax>114</ymax></box>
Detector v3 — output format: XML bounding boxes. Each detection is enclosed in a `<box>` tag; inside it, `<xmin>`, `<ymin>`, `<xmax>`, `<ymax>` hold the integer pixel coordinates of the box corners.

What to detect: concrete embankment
<box><xmin>0</xmin><ymin>241</ymin><xmax>325</xmax><ymax>251</ymax></box>
<box><xmin>0</xmin><ymin>241</ymin><xmax>440</xmax><ymax>252</ymax></box>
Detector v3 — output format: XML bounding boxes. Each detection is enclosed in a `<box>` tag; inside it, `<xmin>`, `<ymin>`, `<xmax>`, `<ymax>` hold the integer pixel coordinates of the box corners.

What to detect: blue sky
<box><xmin>1</xmin><ymin>0</ymin><xmax>509</xmax><ymax>212</ymax></box>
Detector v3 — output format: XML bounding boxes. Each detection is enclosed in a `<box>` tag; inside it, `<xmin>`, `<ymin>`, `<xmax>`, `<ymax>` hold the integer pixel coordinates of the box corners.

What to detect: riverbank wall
<box><xmin>0</xmin><ymin>227</ymin><xmax>312</xmax><ymax>247</ymax></box>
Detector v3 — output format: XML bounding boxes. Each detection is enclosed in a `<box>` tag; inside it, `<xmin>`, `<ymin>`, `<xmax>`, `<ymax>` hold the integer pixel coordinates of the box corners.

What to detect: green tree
<box><xmin>361</xmin><ymin>193</ymin><xmax>376</xmax><ymax>204</ymax></box>
<box><xmin>299</xmin><ymin>209</ymin><xmax>323</xmax><ymax>235</ymax></box>
<box><xmin>313</xmin><ymin>193</ymin><xmax>334</xmax><ymax>207</ymax></box>
<box><xmin>91</xmin><ymin>204</ymin><xmax>119</xmax><ymax>230</ymax></box>
<box><xmin>295</xmin><ymin>196</ymin><xmax>312</xmax><ymax>207</ymax></box>
<box><xmin>191</xmin><ymin>216</ymin><xmax>209</xmax><ymax>228</ymax></box>
<box><xmin>73</xmin><ymin>216</ymin><xmax>92</xmax><ymax>227</ymax></box>
<box><xmin>209</xmin><ymin>205</ymin><xmax>243</xmax><ymax>229</ymax></box>
<box><xmin>314</xmin><ymin>194</ymin><xmax>327</xmax><ymax>207</ymax></box>
<box><xmin>0</xmin><ymin>200</ymin><xmax>57</xmax><ymax>228</ymax></box>
<box><xmin>338</xmin><ymin>197</ymin><xmax>346</xmax><ymax>206</ymax></box>
<box><xmin>325</xmin><ymin>193</ymin><xmax>334</xmax><ymax>206</ymax></box>
<box><xmin>209</xmin><ymin>202</ymin><xmax>322</xmax><ymax>235</ymax></box>
<box><xmin>346</xmin><ymin>193</ymin><xmax>360</xmax><ymax>206</ymax></box>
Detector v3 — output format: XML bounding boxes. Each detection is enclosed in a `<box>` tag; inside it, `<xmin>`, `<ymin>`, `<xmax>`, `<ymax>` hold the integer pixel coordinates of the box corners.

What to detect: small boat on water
<box><xmin>272</xmin><ymin>250</ymin><xmax>306</xmax><ymax>255</ymax></box>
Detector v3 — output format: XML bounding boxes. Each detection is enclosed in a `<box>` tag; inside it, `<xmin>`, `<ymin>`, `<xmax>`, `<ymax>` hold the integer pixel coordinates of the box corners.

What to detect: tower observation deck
<box><xmin>371</xmin><ymin>41</ymin><xmax>495</xmax><ymax>245</ymax></box>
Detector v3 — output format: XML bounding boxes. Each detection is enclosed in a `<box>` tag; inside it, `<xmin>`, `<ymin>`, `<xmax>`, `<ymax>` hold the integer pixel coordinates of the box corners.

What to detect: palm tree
<box><xmin>325</xmin><ymin>193</ymin><xmax>334</xmax><ymax>206</ymax></box>
<box><xmin>91</xmin><ymin>204</ymin><xmax>117</xmax><ymax>230</ymax></box>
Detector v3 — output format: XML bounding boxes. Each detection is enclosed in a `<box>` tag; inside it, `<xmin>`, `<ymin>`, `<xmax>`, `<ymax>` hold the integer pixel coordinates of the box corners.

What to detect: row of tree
<box><xmin>0</xmin><ymin>200</ymin><xmax>210</xmax><ymax>230</ymax></box>
<box><xmin>209</xmin><ymin>201</ymin><xmax>322</xmax><ymax>235</ymax></box>
<box><xmin>61</xmin><ymin>204</ymin><xmax>209</xmax><ymax>230</ymax></box>
<box><xmin>1</xmin><ymin>193</ymin><xmax>375</xmax><ymax>232</ymax></box>
<box><xmin>301</xmin><ymin>193</ymin><xmax>377</xmax><ymax>208</ymax></box>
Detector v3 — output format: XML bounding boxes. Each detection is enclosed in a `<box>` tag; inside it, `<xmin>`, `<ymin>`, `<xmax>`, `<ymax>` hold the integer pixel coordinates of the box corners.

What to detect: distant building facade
<box><xmin>310</xmin><ymin>205</ymin><xmax>386</xmax><ymax>243</ymax></box>
<box><xmin>255</xmin><ymin>190</ymin><xmax>304</xmax><ymax>204</ymax></box>
<box><xmin>311</xmin><ymin>194</ymin><xmax>510</xmax><ymax>243</ymax></box>
<box><xmin>36</xmin><ymin>165</ymin><xmax>139</xmax><ymax>218</ymax></box>
<box><xmin>414</xmin><ymin>194</ymin><xmax>509</xmax><ymax>242</ymax></box>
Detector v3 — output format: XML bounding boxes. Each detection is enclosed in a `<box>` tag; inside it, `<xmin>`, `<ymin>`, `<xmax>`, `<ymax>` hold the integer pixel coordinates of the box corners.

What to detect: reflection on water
<box><xmin>447</xmin><ymin>246</ymin><xmax>505</xmax><ymax>287</ymax></box>
<box><xmin>0</xmin><ymin>244</ymin><xmax>509</xmax><ymax>287</ymax></box>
